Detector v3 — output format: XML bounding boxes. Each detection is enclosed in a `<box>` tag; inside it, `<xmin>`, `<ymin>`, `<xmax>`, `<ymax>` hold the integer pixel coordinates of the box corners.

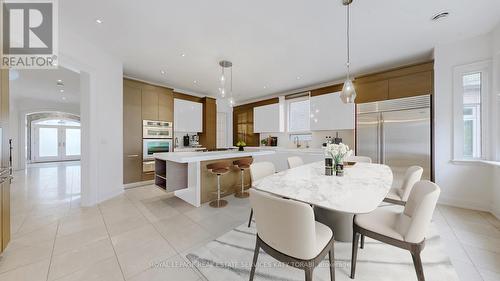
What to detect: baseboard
<box><xmin>96</xmin><ymin>188</ymin><xmax>124</xmax><ymax>205</ymax></box>
<box><xmin>491</xmin><ymin>203</ymin><xmax>500</xmax><ymax>220</ymax></box>
<box><xmin>123</xmin><ymin>180</ymin><xmax>154</xmax><ymax>189</ymax></box>
<box><xmin>438</xmin><ymin>196</ymin><xmax>491</xmax><ymax>213</ymax></box>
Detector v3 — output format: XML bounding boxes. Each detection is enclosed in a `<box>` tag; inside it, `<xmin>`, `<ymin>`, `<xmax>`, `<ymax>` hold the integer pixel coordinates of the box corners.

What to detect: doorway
<box><xmin>31</xmin><ymin>117</ymin><xmax>81</xmax><ymax>162</ymax></box>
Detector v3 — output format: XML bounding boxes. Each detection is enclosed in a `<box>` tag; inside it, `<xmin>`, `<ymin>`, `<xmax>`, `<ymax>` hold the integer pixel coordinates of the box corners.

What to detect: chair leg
<box><xmin>329</xmin><ymin>244</ymin><xmax>336</xmax><ymax>281</ymax></box>
<box><xmin>360</xmin><ymin>235</ymin><xmax>365</xmax><ymax>249</ymax></box>
<box><xmin>411</xmin><ymin>251</ymin><xmax>425</xmax><ymax>281</ymax></box>
<box><xmin>248</xmin><ymin>209</ymin><xmax>253</xmax><ymax>228</ymax></box>
<box><xmin>249</xmin><ymin>238</ymin><xmax>260</xmax><ymax>281</ymax></box>
<box><xmin>350</xmin><ymin>232</ymin><xmax>360</xmax><ymax>279</ymax></box>
<box><xmin>304</xmin><ymin>267</ymin><xmax>313</xmax><ymax>281</ymax></box>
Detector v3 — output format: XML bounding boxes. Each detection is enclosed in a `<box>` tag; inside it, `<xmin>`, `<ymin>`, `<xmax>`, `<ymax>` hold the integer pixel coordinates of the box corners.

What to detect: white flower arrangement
<box><xmin>325</xmin><ymin>143</ymin><xmax>353</xmax><ymax>164</ymax></box>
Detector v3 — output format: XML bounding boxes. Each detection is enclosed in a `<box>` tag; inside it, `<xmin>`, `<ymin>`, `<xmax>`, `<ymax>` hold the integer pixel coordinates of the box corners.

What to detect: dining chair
<box><xmin>249</xmin><ymin>189</ymin><xmax>335</xmax><ymax>281</ymax></box>
<box><xmin>350</xmin><ymin>180</ymin><xmax>440</xmax><ymax>281</ymax></box>
<box><xmin>345</xmin><ymin>155</ymin><xmax>372</xmax><ymax>163</ymax></box>
<box><xmin>287</xmin><ymin>156</ymin><xmax>304</xmax><ymax>169</ymax></box>
<box><xmin>384</xmin><ymin>166</ymin><xmax>424</xmax><ymax>206</ymax></box>
<box><xmin>247</xmin><ymin>161</ymin><xmax>276</xmax><ymax>227</ymax></box>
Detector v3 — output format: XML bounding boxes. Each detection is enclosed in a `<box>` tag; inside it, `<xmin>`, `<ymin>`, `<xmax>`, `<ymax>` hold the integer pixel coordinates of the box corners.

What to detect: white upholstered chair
<box><xmin>351</xmin><ymin>180</ymin><xmax>441</xmax><ymax>281</ymax></box>
<box><xmin>345</xmin><ymin>155</ymin><xmax>372</xmax><ymax>163</ymax></box>
<box><xmin>247</xmin><ymin>161</ymin><xmax>276</xmax><ymax>227</ymax></box>
<box><xmin>249</xmin><ymin>189</ymin><xmax>335</xmax><ymax>281</ymax></box>
<box><xmin>287</xmin><ymin>156</ymin><xmax>304</xmax><ymax>169</ymax></box>
<box><xmin>384</xmin><ymin>166</ymin><xmax>424</xmax><ymax>205</ymax></box>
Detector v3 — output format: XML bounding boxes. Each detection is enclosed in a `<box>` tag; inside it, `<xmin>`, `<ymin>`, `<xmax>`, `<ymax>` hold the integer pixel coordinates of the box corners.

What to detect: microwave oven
<box><xmin>143</xmin><ymin>139</ymin><xmax>172</xmax><ymax>160</ymax></box>
<box><xmin>143</xmin><ymin>120</ymin><xmax>173</xmax><ymax>139</ymax></box>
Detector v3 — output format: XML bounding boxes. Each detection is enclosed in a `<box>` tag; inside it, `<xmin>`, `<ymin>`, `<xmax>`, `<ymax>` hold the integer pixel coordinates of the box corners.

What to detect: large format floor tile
<box><xmin>2</xmin><ymin>162</ymin><xmax>499</xmax><ymax>281</ymax></box>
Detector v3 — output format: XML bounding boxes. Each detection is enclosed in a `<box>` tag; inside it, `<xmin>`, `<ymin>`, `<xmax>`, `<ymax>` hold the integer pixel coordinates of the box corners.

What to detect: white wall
<box><xmin>9</xmin><ymin>98</ymin><xmax>80</xmax><ymax>171</ymax></box>
<box><xmin>434</xmin><ymin>27</ymin><xmax>500</xmax><ymax>215</ymax></box>
<box><xmin>59</xmin><ymin>28</ymin><xmax>123</xmax><ymax>206</ymax></box>
<box><xmin>216</xmin><ymin>98</ymin><xmax>233</xmax><ymax>147</ymax></box>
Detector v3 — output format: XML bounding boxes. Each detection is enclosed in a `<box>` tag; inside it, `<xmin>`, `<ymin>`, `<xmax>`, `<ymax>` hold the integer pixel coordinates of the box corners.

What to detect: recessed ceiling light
<box><xmin>56</xmin><ymin>80</ymin><xmax>64</xmax><ymax>87</ymax></box>
<box><xmin>263</xmin><ymin>86</ymin><xmax>267</xmax><ymax>89</ymax></box>
<box><xmin>95</xmin><ymin>19</ymin><xmax>103</xmax><ymax>24</ymax></box>
<box><xmin>61</xmin><ymin>96</ymin><xmax>67</xmax><ymax>100</ymax></box>
<box><xmin>181</xmin><ymin>53</ymin><xmax>186</xmax><ymax>57</ymax></box>
<box><xmin>296</xmin><ymin>76</ymin><xmax>301</xmax><ymax>80</ymax></box>
<box><xmin>160</xmin><ymin>70</ymin><xmax>166</xmax><ymax>75</ymax></box>
<box><xmin>59</xmin><ymin>89</ymin><xmax>64</xmax><ymax>93</ymax></box>
<box><xmin>193</xmin><ymin>80</ymin><xmax>197</xmax><ymax>84</ymax></box>
<box><xmin>431</xmin><ymin>11</ymin><xmax>450</xmax><ymax>21</ymax></box>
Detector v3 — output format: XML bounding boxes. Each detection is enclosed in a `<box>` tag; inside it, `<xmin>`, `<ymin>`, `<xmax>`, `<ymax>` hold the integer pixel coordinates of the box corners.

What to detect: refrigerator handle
<box><xmin>379</xmin><ymin>113</ymin><xmax>385</xmax><ymax>164</ymax></box>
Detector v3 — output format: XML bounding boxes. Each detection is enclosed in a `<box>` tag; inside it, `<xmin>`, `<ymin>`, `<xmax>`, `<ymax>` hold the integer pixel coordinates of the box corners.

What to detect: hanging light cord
<box><xmin>346</xmin><ymin>2</ymin><xmax>351</xmax><ymax>79</ymax></box>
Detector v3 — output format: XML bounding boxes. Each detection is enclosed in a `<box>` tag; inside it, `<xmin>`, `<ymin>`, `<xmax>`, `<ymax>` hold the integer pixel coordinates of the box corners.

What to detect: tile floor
<box><xmin>0</xmin><ymin>161</ymin><xmax>499</xmax><ymax>281</ymax></box>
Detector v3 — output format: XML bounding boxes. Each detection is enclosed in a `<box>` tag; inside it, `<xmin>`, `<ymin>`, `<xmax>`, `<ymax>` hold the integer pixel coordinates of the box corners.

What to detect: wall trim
<box><xmin>123</xmin><ymin>180</ymin><xmax>154</xmax><ymax>189</ymax></box>
<box><xmin>438</xmin><ymin>196</ymin><xmax>492</xmax><ymax>213</ymax></box>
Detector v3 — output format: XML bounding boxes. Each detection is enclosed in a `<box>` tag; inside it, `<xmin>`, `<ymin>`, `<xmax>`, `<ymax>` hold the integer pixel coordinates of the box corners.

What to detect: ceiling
<box><xmin>10</xmin><ymin>67</ymin><xmax>81</xmax><ymax>104</ymax></box>
<box><xmin>59</xmin><ymin>0</ymin><xmax>500</xmax><ymax>103</ymax></box>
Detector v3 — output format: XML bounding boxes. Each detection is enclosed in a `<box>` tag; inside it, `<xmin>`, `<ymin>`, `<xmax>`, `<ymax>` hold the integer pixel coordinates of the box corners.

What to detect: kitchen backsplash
<box><xmin>259</xmin><ymin>130</ymin><xmax>355</xmax><ymax>150</ymax></box>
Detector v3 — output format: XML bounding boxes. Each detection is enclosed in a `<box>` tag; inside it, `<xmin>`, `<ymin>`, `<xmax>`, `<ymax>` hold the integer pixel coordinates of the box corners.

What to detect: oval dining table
<box><xmin>253</xmin><ymin>161</ymin><xmax>393</xmax><ymax>242</ymax></box>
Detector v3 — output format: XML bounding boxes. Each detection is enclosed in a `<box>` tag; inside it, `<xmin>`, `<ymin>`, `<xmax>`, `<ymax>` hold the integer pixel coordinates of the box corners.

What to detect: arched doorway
<box><xmin>27</xmin><ymin>112</ymin><xmax>81</xmax><ymax>163</ymax></box>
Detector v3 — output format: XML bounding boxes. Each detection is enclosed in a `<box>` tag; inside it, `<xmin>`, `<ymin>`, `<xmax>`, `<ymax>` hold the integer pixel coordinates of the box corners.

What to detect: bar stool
<box><xmin>233</xmin><ymin>158</ymin><xmax>253</xmax><ymax>198</ymax></box>
<box><xmin>207</xmin><ymin>161</ymin><xmax>230</xmax><ymax>208</ymax></box>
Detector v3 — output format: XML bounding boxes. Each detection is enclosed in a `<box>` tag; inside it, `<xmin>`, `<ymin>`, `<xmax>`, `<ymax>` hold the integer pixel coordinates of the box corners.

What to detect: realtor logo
<box><xmin>1</xmin><ymin>0</ymin><xmax>58</xmax><ymax>69</ymax></box>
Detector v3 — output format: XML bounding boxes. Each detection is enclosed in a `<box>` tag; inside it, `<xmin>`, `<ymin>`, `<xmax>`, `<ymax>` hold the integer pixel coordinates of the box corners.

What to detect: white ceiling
<box><xmin>60</xmin><ymin>0</ymin><xmax>500</xmax><ymax>102</ymax></box>
<box><xmin>10</xmin><ymin>67</ymin><xmax>81</xmax><ymax>104</ymax></box>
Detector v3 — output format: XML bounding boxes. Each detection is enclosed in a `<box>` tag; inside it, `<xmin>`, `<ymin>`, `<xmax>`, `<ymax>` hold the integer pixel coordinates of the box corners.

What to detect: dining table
<box><xmin>253</xmin><ymin>161</ymin><xmax>393</xmax><ymax>242</ymax></box>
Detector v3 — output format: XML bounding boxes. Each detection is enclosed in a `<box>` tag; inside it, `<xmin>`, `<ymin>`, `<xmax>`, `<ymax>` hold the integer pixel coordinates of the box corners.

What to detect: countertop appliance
<box><xmin>183</xmin><ymin>135</ymin><xmax>190</xmax><ymax>147</ymax></box>
<box><xmin>356</xmin><ymin>95</ymin><xmax>431</xmax><ymax>184</ymax></box>
<box><xmin>143</xmin><ymin>120</ymin><xmax>173</xmax><ymax>139</ymax></box>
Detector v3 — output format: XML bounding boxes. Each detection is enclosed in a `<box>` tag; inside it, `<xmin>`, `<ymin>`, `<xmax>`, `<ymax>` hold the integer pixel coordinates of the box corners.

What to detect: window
<box><xmin>453</xmin><ymin>61</ymin><xmax>490</xmax><ymax>160</ymax></box>
<box><xmin>288</xmin><ymin>98</ymin><xmax>310</xmax><ymax>132</ymax></box>
<box><xmin>289</xmin><ymin>133</ymin><xmax>312</xmax><ymax>142</ymax></box>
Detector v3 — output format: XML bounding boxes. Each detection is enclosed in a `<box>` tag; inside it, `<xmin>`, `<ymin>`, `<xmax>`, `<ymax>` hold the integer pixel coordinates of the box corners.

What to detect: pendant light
<box><xmin>219</xmin><ymin>60</ymin><xmax>235</xmax><ymax>107</ymax></box>
<box><xmin>340</xmin><ymin>0</ymin><xmax>356</xmax><ymax>104</ymax></box>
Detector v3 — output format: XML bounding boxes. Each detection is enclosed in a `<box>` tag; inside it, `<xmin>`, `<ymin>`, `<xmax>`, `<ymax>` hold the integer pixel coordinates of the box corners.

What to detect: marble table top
<box><xmin>253</xmin><ymin>161</ymin><xmax>393</xmax><ymax>214</ymax></box>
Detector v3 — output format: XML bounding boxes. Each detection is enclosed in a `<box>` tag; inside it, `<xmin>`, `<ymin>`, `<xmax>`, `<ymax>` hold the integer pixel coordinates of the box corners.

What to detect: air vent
<box><xmin>432</xmin><ymin>11</ymin><xmax>450</xmax><ymax>21</ymax></box>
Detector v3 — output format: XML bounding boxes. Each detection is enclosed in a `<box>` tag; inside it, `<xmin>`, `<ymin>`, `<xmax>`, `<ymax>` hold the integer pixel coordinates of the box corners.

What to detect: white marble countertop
<box><xmin>254</xmin><ymin>161</ymin><xmax>393</xmax><ymax>214</ymax></box>
<box><xmin>154</xmin><ymin>150</ymin><xmax>275</xmax><ymax>163</ymax></box>
<box><xmin>245</xmin><ymin>146</ymin><xmax>326</xmax><ymax>154</ymax></box>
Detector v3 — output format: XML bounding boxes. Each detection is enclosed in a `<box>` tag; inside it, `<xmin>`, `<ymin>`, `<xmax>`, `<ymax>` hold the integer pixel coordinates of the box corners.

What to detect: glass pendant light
<box><xmin>219</xmin><ymin>60</ymin><xmax>235</xmax><ymax>106</ymax></box>
<box><xmin>340</xmin><ymin>0</ymin><xmax>356</xmax><ymax>104</ymax></box>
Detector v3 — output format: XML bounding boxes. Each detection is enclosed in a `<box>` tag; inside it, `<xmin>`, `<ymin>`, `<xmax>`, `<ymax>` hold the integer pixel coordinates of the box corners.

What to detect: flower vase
<box><xmin>238</xmin><ymin>146</ymin><xmax>244</xmax><ymax>151</ymax></box>
<box><xmin>335</xmin><ymin>161</ymin><xmax>344</xmax><ymax>177</ymax></box>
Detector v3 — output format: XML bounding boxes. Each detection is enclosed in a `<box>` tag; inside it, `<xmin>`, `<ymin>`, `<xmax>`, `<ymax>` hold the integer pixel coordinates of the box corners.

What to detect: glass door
<box><xmin>62</xmin><ymin>128</ymin><xmax>81</xmax><ymax>160</ymax></box>
<box><xmin>33</xmin><ymin>122</ymin><xmax>81</xmax><ymax>162</ymax></box>
<box><xmin>34</xmin><ymin>126</ymin><xmax>60</xmax><ymax>162</ymax></box>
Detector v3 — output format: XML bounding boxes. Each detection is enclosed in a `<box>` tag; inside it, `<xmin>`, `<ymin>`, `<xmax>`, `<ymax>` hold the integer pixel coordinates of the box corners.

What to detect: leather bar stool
<box><xmin>233</xmin><ymin>158</ymin><xmax>254</xmax><ymax>198</ymax></box>
<box><xmin>207</xmin><ymin>161</ymin><xmax>230</xmax><ymax>208</ymax></box>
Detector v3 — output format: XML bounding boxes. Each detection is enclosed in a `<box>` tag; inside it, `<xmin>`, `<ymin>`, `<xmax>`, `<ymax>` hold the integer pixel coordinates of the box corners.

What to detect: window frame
<box><xmin>286</xmin><ymin>96</ymin><xmax>310</xmax><ymax>134</ymax></box>
<box><xmin>452</xmin><ymin>60</ymin><xmax>491</xmax><ymax>161</ymax></box>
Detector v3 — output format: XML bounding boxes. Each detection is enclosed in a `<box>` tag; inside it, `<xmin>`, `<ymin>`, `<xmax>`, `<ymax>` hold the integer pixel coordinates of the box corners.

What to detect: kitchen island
<box><xmin>154</xmin><ymin>150</ymin><xmax>275</xmax><ymax>207</ymax></box>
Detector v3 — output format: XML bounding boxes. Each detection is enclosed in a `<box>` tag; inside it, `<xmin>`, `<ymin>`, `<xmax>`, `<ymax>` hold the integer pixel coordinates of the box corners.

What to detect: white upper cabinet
<box><xmin>253</xmin><ymin>103</ymin><xmax>284</xmax><ymax>133</ymax></box>
<box><xmin>310</xmin><ymin>92</ymin><xmax>355</xmax><ymax>130</ymax></box>
<box><xmin>174</xmin><ymin>99</ymin><xmax>203</xmax><ymax>132</ymax></box>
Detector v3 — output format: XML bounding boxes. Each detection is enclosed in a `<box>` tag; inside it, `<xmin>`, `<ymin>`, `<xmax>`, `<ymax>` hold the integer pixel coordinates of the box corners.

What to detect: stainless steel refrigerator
<box><xmin>356</xmin><ymin>95</ymin><xmax>432</xmax><ymax>186</ymax></box>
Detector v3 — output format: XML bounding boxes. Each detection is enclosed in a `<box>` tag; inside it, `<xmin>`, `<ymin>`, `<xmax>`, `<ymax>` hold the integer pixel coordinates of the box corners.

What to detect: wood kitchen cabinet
<box><xmin>355</xmin><ymin>80</ymin><xmax>389</xmax><ymax>104</ymax></box>
<box><xmin>123</xmin><ymin>82</ymin><xmax>143</xmax><ymax>184</ymax></box>
<box><xmin>0</xmin><ymin>70</ymin><xmax>10</xmax><ymax>253</ymax></box>
<box><xmin>123</xmin><ymin>78</ymin><xmax>174</xmax><ymax>184</ymax></box>
<box><xmin>388</xmin><ymin>71</ymin><xmax>433</xmax><ymax>99</ymax></box>
<box><xmin>158</xmin><ymin>90</ymin><xmax>174</xmax><ymax>121</ymax></box>
<box><xmin>354</xmin><ymin>61</ymin><xmax>433</xmax><ymax>104</ymax></box>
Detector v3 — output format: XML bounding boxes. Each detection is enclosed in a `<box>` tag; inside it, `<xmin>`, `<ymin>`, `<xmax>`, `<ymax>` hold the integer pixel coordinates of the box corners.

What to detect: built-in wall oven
<box><xmin>143</xmin><ymin>120</ymin><xmax>173</xmax><ymax>173</ymax></box>
<box><xmin>143</xmin><ymin>120</ymin><xmax>173</xmax><ymax>139</ymax></box>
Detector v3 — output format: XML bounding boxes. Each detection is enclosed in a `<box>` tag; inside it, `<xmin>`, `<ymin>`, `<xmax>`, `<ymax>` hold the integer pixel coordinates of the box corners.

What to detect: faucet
<box><xmin>294</xmin><ymin>136</ymin><xmax>301</xmax><ymax>148</ymax></box>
